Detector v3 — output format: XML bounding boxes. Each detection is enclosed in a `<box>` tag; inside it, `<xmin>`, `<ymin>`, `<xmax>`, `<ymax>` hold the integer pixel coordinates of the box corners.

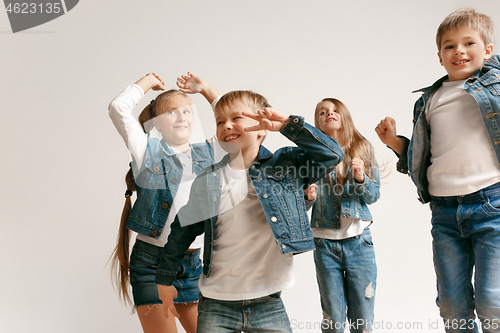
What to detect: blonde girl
<box><xmin>306</xmin><ymin>98</ymin><xmax>380</xmax><ymax>333</ymax></box>
<box><xmin>109</xmin><ymin>73</ymin><xmax>217</xmax><ymax>333</ymax></box>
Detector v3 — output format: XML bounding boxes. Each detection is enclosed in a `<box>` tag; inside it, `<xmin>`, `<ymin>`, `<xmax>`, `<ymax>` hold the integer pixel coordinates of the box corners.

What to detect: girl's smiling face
<box><xmin>317</xmin><ymin>100</ymin><xmax>342</xmax><ymax>136</ymax></box>
<box><xmin>154</xmin><ymin>94</ymin><xmax>194</xmax><ymax>148</ymax></box>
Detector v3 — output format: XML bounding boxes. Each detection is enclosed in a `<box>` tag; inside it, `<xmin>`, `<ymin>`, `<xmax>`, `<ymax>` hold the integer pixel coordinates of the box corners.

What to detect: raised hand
<box><xmin>243</xmin><ymin>108</ymin><xmax>289</xmax><ymax>132</ymax></box>
<box><xmin>375</xmin><ymin>117</ymin><xmax>402</xmax><ymax>154</ymax></box>
<box><xmin>135</xmin><ymin>72</ymin><xmax>165</xmax><ymax>93</ymax></box>
<box><xmin>351</xmin><ymin>158</ymin><xmax>365</xmax><ymax>183</ymax></box>
<box><xmin>176</xmin><ymin>72</ymin><xmax>205</xmax><ymax>94</ymax></box>
<box><xmin>176</xmin><ymin>72</ymin><xmax>219</xmax><ymax>104</ymax></box>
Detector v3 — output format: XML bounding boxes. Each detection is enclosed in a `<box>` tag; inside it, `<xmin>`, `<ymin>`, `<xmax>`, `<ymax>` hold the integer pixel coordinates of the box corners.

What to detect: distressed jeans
<box><xmin>196</xmin><ymin>292</ymin><xmax>292</xmax><ymax>333</ymax></box>
<box><xmin>313</xmin><ymin>228</ymin><xmax>377</xmax><ymax>333</ymax></box>
<box><xmin>430</xmin><ymin>182</ymin><xmax>500</xmax><ymax>333</ymax></box>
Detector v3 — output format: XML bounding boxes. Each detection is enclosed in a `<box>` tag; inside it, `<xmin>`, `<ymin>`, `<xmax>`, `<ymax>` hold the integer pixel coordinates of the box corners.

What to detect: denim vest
<box><xmin>127</xmin><ymin>138</ymin><xmax>214</xmax><ymax>238</ymax></box>
<box><xmin>311</xmin><ymin>161</ymin><xmax>380</xmax><ymax>229</ymax></box>
<box><xmin>155</xmin><ymin>115</ymin><xmax>344</xmax><ymax>285</ymax></box>
<box><xmin>397</xmin><ymin>55</ymin><xmax>500</xmax><ymax>204</ymax></box>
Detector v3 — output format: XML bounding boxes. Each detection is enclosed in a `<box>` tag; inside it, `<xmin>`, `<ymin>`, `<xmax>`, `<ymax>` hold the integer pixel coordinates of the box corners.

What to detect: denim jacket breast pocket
<box><xmin>135</xmin><ymin>158</ymin><xmax>173</xmax><ymax>190</ymax></box>
<box><xmin>479</xmin><ymin>70</ymin><xmax>500</xmax><ymax>96</ymax></box>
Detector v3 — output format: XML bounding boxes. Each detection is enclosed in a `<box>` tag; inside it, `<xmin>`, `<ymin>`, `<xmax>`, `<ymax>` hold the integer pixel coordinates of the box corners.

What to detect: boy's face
<box><xmin>215</xmin><ymin>101</ymin><xmax>266</xmax><ymax>154</ymax></box>
<box><xmin>438</xmin><ymin>25</ymin><xmax>493</xmax><ymax>81</ymax></box>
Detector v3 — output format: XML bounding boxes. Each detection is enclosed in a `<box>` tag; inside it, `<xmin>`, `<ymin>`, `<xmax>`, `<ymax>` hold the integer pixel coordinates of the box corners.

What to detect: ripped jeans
<box><xmin>313</xmin><ymin>228</ymin><xmax>377</xmax><ymax>333</ymax></box>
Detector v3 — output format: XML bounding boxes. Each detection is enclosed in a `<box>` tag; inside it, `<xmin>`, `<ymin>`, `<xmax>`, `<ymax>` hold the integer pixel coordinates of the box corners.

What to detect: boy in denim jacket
<box><xmin>376</xmin><ymin>8</ymin><xmax>500</xmax><ymax>333</ymax></box>
<box><xmin>155</xmin><ymin>89</ymin><xmax>343</xmax><ymax>332</ymax></box>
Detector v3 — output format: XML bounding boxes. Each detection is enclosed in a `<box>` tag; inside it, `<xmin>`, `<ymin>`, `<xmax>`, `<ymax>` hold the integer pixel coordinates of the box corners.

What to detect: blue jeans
<box><xmin>430</xmin><ymin>182</ymin><xmax>500</xmax><ymax>333</ymax></box>
<box><xmin>313</xmin><ymin>228</ymin><xmax>377</xmax><ymax>333</ymax></box>
<box><xmin>196</xmin><ymin>292</ymin><xmax>292</xmax><ymax>333</ymax></box>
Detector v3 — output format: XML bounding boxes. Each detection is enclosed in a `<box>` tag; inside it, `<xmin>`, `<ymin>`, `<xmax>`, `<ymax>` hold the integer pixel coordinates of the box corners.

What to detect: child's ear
<box><xmin>484</xmin><ymin>43</ymin><xmax>493</xmax><ymax>60</ymax></box>
<box><xmin>437</xmin><ymin>51</ymin><xmax>443</xmax><ymax>66</ymax></box>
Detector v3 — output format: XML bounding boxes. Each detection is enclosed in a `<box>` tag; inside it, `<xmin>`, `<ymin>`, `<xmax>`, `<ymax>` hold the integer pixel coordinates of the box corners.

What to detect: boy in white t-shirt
<box><xmin>155</xmin><ymin>82</ymin><xmax>344</xmax><ymax>332</ymax></box>
<box><xmin>376</xmin><ymin>8</ymin><xmax>500</xmax><ymax>333</ymax></box>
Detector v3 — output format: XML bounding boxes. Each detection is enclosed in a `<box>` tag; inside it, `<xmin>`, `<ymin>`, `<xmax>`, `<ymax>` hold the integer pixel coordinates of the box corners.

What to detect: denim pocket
<box><xmin>358</xmin><ymin>230</ymin><xmax>374</xmax><ymax>248</ymax></box>
<box><xmin>483</xmin><ymin>196</ymin><xmax>500</xmax><ymax>215</ymax></box>
<box><xmin>313</xmin><ymin>237</ymin><xmax>323</xmax><ymax>247</ymax></box>
<box><xmin>136</xmin><ymin>250</ymin><xmax>159</xmax><ymax>268</ymax></box>
<box><xmin>130</xmin><ymin>248</ymin><xmax>160</xmax><ymax>284</ymax></box>
<box><xmin>430</xmin><ymin>198</ymin><xmax>440</xmax><ymax>216</ymax></box>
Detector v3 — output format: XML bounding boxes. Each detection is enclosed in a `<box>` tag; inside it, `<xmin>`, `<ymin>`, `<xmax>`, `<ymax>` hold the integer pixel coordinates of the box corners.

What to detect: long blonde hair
<box><xmin>110</xmin><ymin>89</ymin><xmax>190</xmax><ymax>305</ymax></box>
<box><xmin>314</xmin><ymin>98</ymin><xmax>377</xmax><ymax>184</ymax></box>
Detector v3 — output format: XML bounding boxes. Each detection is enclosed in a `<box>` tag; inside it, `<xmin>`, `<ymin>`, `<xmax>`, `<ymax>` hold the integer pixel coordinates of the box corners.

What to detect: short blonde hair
<box><xmin>214</xmin><ymin>90</ymin><xmax>270</xmax><ymax>115</ymax></box>
<box><xmin>436</xmin><ymin>8</ymin><xmax>495</xmax><ymax>50</ymax></box>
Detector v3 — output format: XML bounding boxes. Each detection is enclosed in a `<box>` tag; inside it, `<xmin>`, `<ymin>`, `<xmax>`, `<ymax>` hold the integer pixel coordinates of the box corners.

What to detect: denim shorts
<box><xmin>129</xmin><ymin>239</ymin><xmax>202</xmax><ymax>306</ymax></box>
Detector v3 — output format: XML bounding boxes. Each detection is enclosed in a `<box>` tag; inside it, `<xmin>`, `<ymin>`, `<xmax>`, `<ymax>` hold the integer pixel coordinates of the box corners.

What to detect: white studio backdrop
<box><xmin>1</xmin><ymin>1</ymin><xmax>499</xmax><ymax>332</ymax></box>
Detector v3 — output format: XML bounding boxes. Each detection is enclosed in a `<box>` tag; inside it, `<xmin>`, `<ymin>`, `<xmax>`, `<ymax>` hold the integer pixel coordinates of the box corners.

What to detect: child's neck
<box><xmin>229</xmin><ymin>145</ymin><xmax>260</xmax><ymax>170</ymax></box>
<box><xmin>329</xmin><ymin>130</ymin><xmax>343</xmax><ymax>147</ymax></box>
<box><xmin>169</xmin><ymin>142</ymin><xmax>190</xmax><ymax>154</ymax></box>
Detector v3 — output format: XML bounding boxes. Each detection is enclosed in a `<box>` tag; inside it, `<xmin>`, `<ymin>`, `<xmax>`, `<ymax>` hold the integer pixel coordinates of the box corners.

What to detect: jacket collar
<box><xmin>256</xmin><ymin>145</ymin><xmax>273</xmax><ymax>162</ymax></box>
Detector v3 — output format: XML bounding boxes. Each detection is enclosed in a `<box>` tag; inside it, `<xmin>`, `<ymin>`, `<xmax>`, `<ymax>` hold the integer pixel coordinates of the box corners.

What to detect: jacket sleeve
<box><xmin>392</xmin><ymin>135</ymin><xmax>410</xmax><ymax>175</ymax></box>
<box><xmin>108</xmin><ymin>84</ymin><xmax>148</xmax><ymax>168</ymax></box>
<box><xmin>155</xmin><ymin>171</ymin><xmax>210</xmax><ymax>286</ymax></box>
<box><xmin>279</xmin><ymin>115</ymin><xmax>344</xmax><ymax>188</ymax></box>
<box><xmin>155</xmin><ymin>216</ymin><xmax>204</xmax><ymax>286</ymax></box>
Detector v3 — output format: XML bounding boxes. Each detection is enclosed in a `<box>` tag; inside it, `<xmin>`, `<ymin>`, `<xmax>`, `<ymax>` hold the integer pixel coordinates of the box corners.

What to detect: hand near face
<box><xmin>351</xmin><ymin>158</ymin><xmax>365</xmax><ymax>183</ymax></box>
<box><xmin>242</xmin><ymin>108</ymin><xmax>289</xmax><ymax>132</ymax></box>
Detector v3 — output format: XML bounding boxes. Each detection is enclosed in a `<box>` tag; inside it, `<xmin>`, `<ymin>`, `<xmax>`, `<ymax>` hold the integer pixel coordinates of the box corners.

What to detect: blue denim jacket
<box><xmin>127</xmin><ymin>138</ymin><xmax>214</xmax><ymax>238</ymax></box>
<box><xmin>311</xmin><ymin>159</ymin><xmax>380</xmax><ymax>228</ymax></box>
<box><xmin>396</xmin><ymin>55</ymin><xmax>500</xmax><ymax>203</ymax></box>
<box><xmin>155</xmin><ymin>115</ymin><xmax>344</xmax><ymax>285</ymax></box>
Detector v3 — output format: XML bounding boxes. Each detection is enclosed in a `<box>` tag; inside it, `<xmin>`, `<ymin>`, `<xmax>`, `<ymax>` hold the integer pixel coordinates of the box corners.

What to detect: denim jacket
<box><xmin>311</xmin><ymin>158</ymin><xmax>380</xmax><ymax>228</ymax></box>
<box><xmin>155</xmin><ymin>115</ymin><xmax>344</xmax><ymax>285</ymax></box>
<box><xmin>127</xmin><ymin>137</ymin><xmax>214</xmax><ymax>237</ymax></box>
<box><xmin>396</xmin><ymin>55</ymin><xmax>500</xmax><ymax>204</ymax></box>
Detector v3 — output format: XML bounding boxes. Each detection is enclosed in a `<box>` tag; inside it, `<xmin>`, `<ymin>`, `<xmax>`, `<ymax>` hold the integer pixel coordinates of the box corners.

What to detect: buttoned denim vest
<box><xmin>127</xmin><ymin>137</ymin><xmax>214</xmax><ymax>237</ymax></box>
<box><xmin>156</xmin><ymin>115</ymin><xmax>344</xmax><ymax>285</ymax></box>
<box><xmin>397</xmin><ymin>55</ymin><xmax>500</xmax><ymax>203</ymax></box>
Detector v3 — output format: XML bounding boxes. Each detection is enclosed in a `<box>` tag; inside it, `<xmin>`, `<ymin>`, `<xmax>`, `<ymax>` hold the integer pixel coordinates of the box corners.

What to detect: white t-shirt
<box><xmin>426</xmin><ymin>80</ymin><xmax>500</xmax><ymax>196</ymax></box>
<box><xmin>312</xmin><ymin>218</ymin><xmax>371</xmax><ymax>240</ymax></box>
<box><xmin>199</xmin><ymin>165</ymin><xmax>294</xmax><ymax>301</ymax></box>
